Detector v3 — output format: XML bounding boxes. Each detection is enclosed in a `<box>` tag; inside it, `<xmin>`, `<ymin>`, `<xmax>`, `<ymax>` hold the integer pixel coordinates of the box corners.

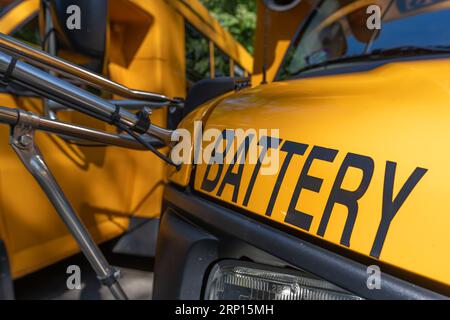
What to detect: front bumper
<box><xmin>152</xmin><ymin>185</ymin><xmax>446</xmax><ymax>300</ymax></box>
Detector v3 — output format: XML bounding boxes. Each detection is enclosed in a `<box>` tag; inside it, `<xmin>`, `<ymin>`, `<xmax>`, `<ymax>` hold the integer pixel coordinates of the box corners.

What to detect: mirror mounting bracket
<box><xmin>9</xmin><ymin>114</ymin><xmax>128</xmax><ymax>300</ymax></box>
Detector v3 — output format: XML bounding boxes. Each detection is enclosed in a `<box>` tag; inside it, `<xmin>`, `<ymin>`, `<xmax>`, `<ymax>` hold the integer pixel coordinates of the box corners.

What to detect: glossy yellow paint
<box><xmin>0</xmin><ymin>0</ymin><xmax>38</xmax><ymax>34</ymax></box>
<box><xmin>181</xmin><ymin>58</ymin><xmax>450</xmax><ymax>288</ymax></box>
<box><xmin>0</xmin><ymin>0</ymin><xmax>252</xmax><ymax>278</ymax></box>
<box><xmin>167</xmin><ymin>91</ymin><xmax>237</xmax><ymax>187</ymax></box>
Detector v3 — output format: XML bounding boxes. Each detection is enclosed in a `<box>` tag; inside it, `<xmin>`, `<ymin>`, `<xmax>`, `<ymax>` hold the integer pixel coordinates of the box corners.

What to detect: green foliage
<box><xmin>185</xmin><ymin>23</ymin><xmax>211</xmax><ymax>89</ymax></box>
<box><xmin>12</xmin><ymin>16</ymin><xmax>41</xmax><ymax>47</ymax></box>
<box><xmin>200</xmin><ymin>0</ymin><xmax>257</xmax><ymax>53</ymax></box>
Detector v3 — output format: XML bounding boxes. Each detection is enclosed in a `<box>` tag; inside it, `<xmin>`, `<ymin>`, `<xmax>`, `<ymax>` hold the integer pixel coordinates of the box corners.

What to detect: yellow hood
<box><xmin>179</xmin><ymin>57</ymin><xmax>450</xmax><ymax>289</ymax></box>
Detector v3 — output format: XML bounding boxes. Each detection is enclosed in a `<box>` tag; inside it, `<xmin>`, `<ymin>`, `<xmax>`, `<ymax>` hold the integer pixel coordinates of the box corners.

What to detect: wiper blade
<box><xmin>370</xmin><ymin>45</ymin><xmax>450</xmax><ymax>56</ymax></box>
<box><xmin>292</xmin><ymin>45</ymin><xmax>450</xmax><ymax>76</ymax></box>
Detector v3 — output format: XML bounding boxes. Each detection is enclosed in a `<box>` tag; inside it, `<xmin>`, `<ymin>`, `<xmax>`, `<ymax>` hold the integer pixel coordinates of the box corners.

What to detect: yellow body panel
<box><xmin>0</xmin><ymin>0</ymin><xmax>252</xmax><ymax>278</ymax></box>
<box><xmin>252</xmin><ymin>0</ymin><xmax>313</xmax><ymax>84</ymax></box>
<box><xmin>0</xmin><ymin>0</ymin><xmax>38</xmax><ymax>34</ymax></box>
<box><xmin>186</xmin><ymin>58</ymin><xmax>450</xmax><ymax>289</ymax></box>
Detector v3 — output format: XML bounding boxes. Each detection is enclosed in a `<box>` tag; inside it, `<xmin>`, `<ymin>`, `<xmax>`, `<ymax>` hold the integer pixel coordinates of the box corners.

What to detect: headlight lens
<box><xmin>204</xmin><ymin>260</ymin><xmax>363</xmax><ymax>300</ymax></box>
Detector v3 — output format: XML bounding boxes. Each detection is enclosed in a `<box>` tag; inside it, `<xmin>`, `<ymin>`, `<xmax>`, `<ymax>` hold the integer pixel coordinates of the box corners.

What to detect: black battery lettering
<box><xmin>317</xmin><ymin>153</ymin><xmax>374</xmax><ymax>247</ymax></box>
<box><xmin>217</xmin><ymin>134</ymin><xmax>255</xmax><ymax>203</ymax></box>
<box><xmin>370</xmin><ymin>162</ymin><xmax>428</xmax><ymax>259</ymax></box>
<box><xmin>265</xmin><ymin>140</ymin><xmax>309</xmax><ymax>217</ymax></box>
<box><xmin>201</xmin><ymin>130</ymin><xmax>233</xmax><ymax>192</ymax></box>
<box><xmin>285</xmin><ymin>146</ymin><xmax>338</xmax><ymax>231</ymax></box>
<box><xmin>243</xmin><ymin>136</ymin><xmax>282</xmax><ymax>207</ymax></box>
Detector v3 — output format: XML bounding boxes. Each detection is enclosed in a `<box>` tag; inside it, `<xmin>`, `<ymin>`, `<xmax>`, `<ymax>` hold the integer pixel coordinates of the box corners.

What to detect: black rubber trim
<box><xmin>108</xmin><ymin>105</ymin><xmax>122</xmax><ymax>125</ymax></box>
<box><xmin>0</xmin><ymin>57</ymin><xmax>17</xmax><ymax>87</ymax></box>
<box><xmin>130</xmin><ymin>108</ymin><xmax>151</xmax><ymax>134</ymax></box>
<box><xmin>164</xmin><ymin>185</ymin><xmax>447</xmax><ymax>300</ymax></box>
<box><xmin>0</xmin><ymin>241</ymin><xmax>14</xmax><ymax>300</ymax></box>
<box><xmin>291</xmin><ymin>54</ymin><xmax>450</xmax><ymax>80</ymax></box>
<box><xmin>183</xmin><ymin>77</ymin><xmax>236</xmax><ymax>117</ymax></box>
<box><xmin>153</xmin><ymin>211</ymin><xmax>218</xmax><ymax>299</ymax></box>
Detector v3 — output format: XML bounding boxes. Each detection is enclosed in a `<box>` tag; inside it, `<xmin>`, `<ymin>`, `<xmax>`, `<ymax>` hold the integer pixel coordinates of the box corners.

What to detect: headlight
<box><xmin>204</xmin><ymin>260</ymin><xmax>363</xmax><ymax>300</ymax></box>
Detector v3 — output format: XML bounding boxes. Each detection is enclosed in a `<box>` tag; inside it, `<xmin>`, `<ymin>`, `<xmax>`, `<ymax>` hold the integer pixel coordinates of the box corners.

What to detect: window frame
<box><xmin>185</xmin><ymin>20</ymin><xmax>242</xmax><ymax>89</ymax></box>
<box><xmin>10</xmin><ymin>11</ymin><xmax>40</xmax><ymax>47</ymax></box>
<box><xmin>0</xmin><ymin>0</ymin><xmax>22</xmax><ymax>19</ymax></box>
<box><xmin>274</xmin><ymin>0</ymin><xmax>323</xmax><ymax>81</ymax></box>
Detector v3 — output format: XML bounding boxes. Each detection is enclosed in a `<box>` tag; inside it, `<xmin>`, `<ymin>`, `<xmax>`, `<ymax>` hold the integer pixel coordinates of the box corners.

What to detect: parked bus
<box><xmin>0</xmin><ymin>0</ymin><xmax>252</xmax><ymax>299</ymax></box>
<box><xmin>154</xmin><ymin>0</ymin><xmax>450</xmax><ymax>299</ymax></box>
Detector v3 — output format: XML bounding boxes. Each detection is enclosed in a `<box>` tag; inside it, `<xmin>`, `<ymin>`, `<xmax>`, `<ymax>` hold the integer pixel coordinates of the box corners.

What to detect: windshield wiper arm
<box><xmin>292</xmin><ymin>45</ymin><xmax>450</xmax><ymax>76</ymax></box>
<box><xmin>370</xmin><ymin>45</ymin><xmax>450</xmax><ymax>56</ymax></box>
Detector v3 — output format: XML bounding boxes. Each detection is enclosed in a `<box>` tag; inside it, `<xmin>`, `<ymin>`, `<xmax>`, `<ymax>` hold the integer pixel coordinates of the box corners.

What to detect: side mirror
<box><xmin>39</xmin><ymin>0</ymin><xmax>108</xmax><ymax>72</ymax></box>
<box><xmin>263</xmin><ymin>0</ymin><xmax>302</xmax><ymax>12</ymax></box>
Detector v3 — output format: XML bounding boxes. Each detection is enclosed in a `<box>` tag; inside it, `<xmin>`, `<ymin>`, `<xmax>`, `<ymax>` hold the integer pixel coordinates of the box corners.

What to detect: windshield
<box><xmin>277</xmin><ymin>0</ymin><xmax>450</xmax><ymax>80</ymax></box>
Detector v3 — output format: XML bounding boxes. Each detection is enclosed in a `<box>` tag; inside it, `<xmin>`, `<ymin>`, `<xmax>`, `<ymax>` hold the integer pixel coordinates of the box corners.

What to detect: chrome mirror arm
<box><xmin>0</xmin><ymin>106</ymin><xmax>163</xmax><ymax>150</ymax></box>
<box><xmin>41</xmin><ymin>0</ymin><xmax>58</xmax><ymax>120</ymax></box>
<box><xmin>44</xmin><ymin>100</ymin><xmax>167</xmax><ymax>146</ymax></box>
<box><xmin>0</xmin><ymin>33</ymin><xmax>178</xmax><ymax>104</ymax></box>
<box><xmin>9</xmin><ymin>113</ymin><xmax>128</xmax><ymax>300</ymax></box>
<box><xmin>0</xmin><ymin>50</ymin><xmax>176</xmax><ymax>146</ymax></box>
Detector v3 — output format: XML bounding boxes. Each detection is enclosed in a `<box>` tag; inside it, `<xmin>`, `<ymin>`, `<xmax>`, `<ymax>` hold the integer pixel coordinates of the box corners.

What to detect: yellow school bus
<box><xmin>0</xmin><ymin>0</ymin><xmax>252</xmax><ymax>298</ymax></box>
<box><xmin>155</xmin><ymin>0</ymin><xmax>450</xmax><ymax>299</ymax></box>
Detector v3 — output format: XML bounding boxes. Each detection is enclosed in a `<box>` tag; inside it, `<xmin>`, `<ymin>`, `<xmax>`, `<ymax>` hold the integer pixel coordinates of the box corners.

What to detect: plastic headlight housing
<box><xmin>204</xmin><ymin>260</ymin><xmax>363</xmax><ymax>300</ymax></box>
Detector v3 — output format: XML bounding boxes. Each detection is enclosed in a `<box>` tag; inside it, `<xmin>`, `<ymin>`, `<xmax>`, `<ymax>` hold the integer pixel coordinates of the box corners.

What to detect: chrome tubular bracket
<box><xmin>9</xmin><ymin>115</ymin><xmax>128</xmax><ymax>300</ymax></box>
